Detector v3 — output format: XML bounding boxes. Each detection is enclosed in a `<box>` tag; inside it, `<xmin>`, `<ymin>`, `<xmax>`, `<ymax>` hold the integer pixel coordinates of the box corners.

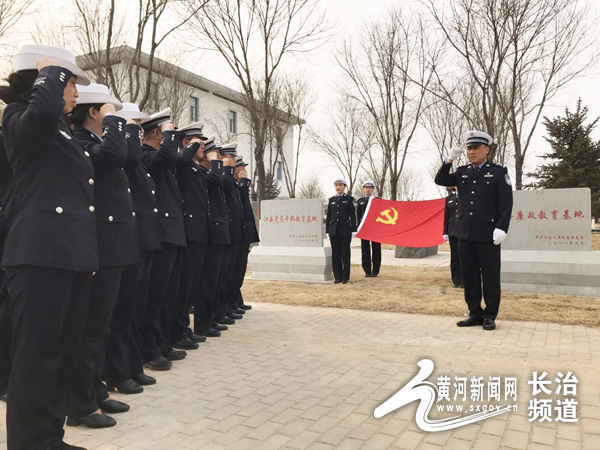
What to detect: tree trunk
<box><xmin>514</xmin><ymin>155</ymin><xmax>524</xmax><ymax>190</ymax></box>
<box><xmin>389</xmin><ymin>177</ymin><xmax>399</xmax><ymax>201</ymax></box>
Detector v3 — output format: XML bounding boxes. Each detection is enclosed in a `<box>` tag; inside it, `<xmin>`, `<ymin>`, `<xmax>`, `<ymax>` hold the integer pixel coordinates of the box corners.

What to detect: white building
<box><xmin>77</xmin><ymin>45</ymin><xmax>297</xmax><ymax>198</ymax></box>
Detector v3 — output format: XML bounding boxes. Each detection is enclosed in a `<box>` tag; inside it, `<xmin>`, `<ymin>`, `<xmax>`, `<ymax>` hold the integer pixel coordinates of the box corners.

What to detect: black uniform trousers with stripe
<box><xmin>194</xmin><ymin>244</ymin><xmax>226</xmax><ymax>334</ymax></box>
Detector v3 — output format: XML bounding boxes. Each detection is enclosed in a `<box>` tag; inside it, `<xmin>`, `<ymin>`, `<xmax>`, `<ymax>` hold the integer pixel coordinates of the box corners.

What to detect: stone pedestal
<box><xmin>501</xmin><ymin>250</ymin><xmax>600</xmax><ymax>297</ymax></box>
<box><xmin>249</xmin><ymin>246</ymin><xmax>333</xmax><ymax>282</ymax></box>
<box><xmin>395</xmin><ymin>246</ymin><xmax>438</xmax><ymax>259</ymax></box>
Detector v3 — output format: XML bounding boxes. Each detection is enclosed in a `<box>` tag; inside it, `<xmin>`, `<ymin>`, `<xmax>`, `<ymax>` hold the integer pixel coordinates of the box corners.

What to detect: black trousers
<box><xmin>0</xmin><ymin>270</ymin><xmax>12</xmax><ymax>397</ymax></box>
<box><xmin>232</xmin><ymin>243</ymin><xmax>250</xmax><ymax>308</ymax></box>
<box><xmin>159</xmin><ymin>245</ymin><xmax>184</xmax><ymax>356</ymax></box>
<box><xmin>68</xmin><ymin>265</ymin><xmax>124</xmax><ymax>418</ymax></box>
<box><xmin>330</xmin><ymin>235</ymin><xmax>352</xmax><ymax>282</ymax></box>
<box><xmin>5</xmin><ymin>266</ymin><xmax>92</xmax><ymax>450</ymax></box>
<box><xmin>360</xmin><ymin>239</ymin><xmax>381</xmax><ymax>275</ymax></box>
<box><xmin>130</xmin><ymin>252</ymin><xmax>156</xmax><ymax>377</ymax></box>
<box><xmin>194</xmin><ymin>244</ymin><xmax>226</xmax><ymax>334</ymax></box>
<box><xmin>457</xmin><ymin>239</ymin><xmax>501</xmax><ymax>320</ymax></box>
<box><xmin>448</xmin><ymin>235</ymin><xmax>463</xmax><ymax>287</ymax></box>
<box><xmin>103</xmin><ymin>253</ymin><xmax>151</xmax><ymax>387</ymax></box>
<box><xmin>216</xmin><ymin>244</ymin><xmax>238</xmax><ymax>318</ymax></box>
<box><xmin>171</xmin><ymin>242</ymin><xmax>206</xmax><ymax>343</ymax></box>
<box><xmin>138</xmin><ymin>243</ymin><xmax>182</xmax><ymax>361</ymax></box>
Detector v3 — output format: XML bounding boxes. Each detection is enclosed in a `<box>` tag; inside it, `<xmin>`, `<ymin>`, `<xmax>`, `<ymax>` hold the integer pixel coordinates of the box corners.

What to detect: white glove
<box><xmin>352</xmin><ymin>232</ymin><xmax>357</xmax><ymax>238</ymax></box>
<box><xmin>443</xmin><ymin>234</ymin><xmax>449</xmax><ymax>241</ymax></box>
<box><xmin>448</xmin><ymin>146</ymin><xmax>464</xmax><ymax>161</ymax></box>
<box><xmin>493</xmin><ymin>228</ymin><xmax>506</xmax><ymax>245</ymax></box>
<box><xmin>326</xmin><ymin>233</ymin><xmax>329</xmax><ymax>238</ymax></box>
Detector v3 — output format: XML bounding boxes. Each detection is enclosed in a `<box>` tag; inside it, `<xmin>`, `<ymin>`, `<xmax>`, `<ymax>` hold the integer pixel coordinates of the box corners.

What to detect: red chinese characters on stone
<box><xmin>511</xmin><ymin>209</ymin><xmax>584</xmax><ymax>222</ymax></box>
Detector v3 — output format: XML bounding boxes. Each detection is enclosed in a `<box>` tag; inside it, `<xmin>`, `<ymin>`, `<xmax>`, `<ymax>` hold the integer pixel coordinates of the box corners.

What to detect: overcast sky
<box><xmin>4</xmin><ymin>0</ymin><xmax>600</xmax><ymax>200</ymax></box>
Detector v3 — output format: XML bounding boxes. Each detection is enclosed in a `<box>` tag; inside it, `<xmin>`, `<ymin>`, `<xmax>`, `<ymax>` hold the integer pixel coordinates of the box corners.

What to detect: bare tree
<box><xmin>336</xmin><ymin>5</ymin><xmax>438</xmax><ymax>200</ymax></box>
<box><xmin>0</xmin><ymin>0</ymin><xmax>36</xmax><ymax>61</ymax></box>
<box><xmin>298</xmin><ymin>173</ymin><xmax>326</xmax><ymax>200</ymax></box>
<box><xmin>422</xmin><ymin>0</ymin><xmax>599</xmax><ymax>189</ymax></box>
<box><xmin>311</xmin><ymin>95</ymin><xmax>373</xmax><ymax>194</ymax></box>
<box><xmin>182</xmin><ymin>0</ymin><xmax>331</xmax><ymax>201</ymax></box>
<box><xmin>396</xmin><ymin>169</ymin><xmax>422</xmax><ymax>201</ymax></box>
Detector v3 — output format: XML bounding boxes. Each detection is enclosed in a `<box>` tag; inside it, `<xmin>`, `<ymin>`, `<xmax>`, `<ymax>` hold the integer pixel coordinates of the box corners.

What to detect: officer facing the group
<box><xmin>356</xmin><ymin>180</ymin><xmax>381</xmax><ymax>278</ymax></box>
<box><xmin>326</xmin><ymin>178</ymin><xmax>357</xmax><ymax>284</ymax></box>
<box><xmin>435</xmin><ymin>131</ymin><xmax>513</xmax><ymax>331</ymax></box>
<box><xmin>443</xmin><ymin>186</ymin><xmax>463</xmax><ymax>288</ymax></box>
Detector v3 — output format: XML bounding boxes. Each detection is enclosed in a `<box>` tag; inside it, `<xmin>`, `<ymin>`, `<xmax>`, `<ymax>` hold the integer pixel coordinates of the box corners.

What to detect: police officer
<box><xmin>435</xmin><ymin>131</ymin><xmax>513</xmax><ymax>330</ymax></box>
<box><xmin>193</xmin><ymin>135</ymin><xmax>230</xmax><ymax>337</ymax></box>
<box><xmin>443</xmin><ymin>186</ymin><xmax>463</xmax><ymax>288</ymax></box>
<box><xmin>326</xmin><ymin>178</ymin><xmax>357</xmax><ymax>284</ymax></box>
<box><xmin>171</xmin><ymin>121</ymin><xmax>211</xmax><ymax>349</ymax></box>
<box><xmin>67</xmin><ymin>84</ymin><xmax>137</xmax><ymax>428</ymax></box>
<box><xmin>0</xmin><ymin>44</ymin><xmax>94</xmax><ymax>450</ymax></box>
<box><xmin>356</xmin><ymin>180</ymin><xmax>381</xmax><ymax>278</ymax></box>
<box><xmin>233</xmin><ymin>156</ymin><xmax>258</xmax><ymax>311</ymax></box>
<box><xmin>139</xmin><ymin>108</ymin><xmax>188</xmax><ymax>367</ymax></box>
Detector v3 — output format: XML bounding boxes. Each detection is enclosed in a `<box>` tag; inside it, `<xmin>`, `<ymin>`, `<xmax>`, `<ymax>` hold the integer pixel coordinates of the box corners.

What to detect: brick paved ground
<box><xmin>1</xmin><ymin>302</ymin><xmax>599</xmax><ymax>450</ymax></box>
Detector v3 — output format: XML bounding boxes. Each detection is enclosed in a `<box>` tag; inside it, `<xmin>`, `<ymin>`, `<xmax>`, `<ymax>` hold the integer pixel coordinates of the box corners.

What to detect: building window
<box><xmin>277</xmin><ymin>161</ymin><xmax>283</xmax><ymax>181</ymax></box>
<box><xmin>229</xmin><ymin>110</ymin><xmax>237</xmax><ymax>134</ymax></box>
<box><xmin>189</xmin><ymin>96</ymin><xmax>199</xmax><ymax>121</ymax></box>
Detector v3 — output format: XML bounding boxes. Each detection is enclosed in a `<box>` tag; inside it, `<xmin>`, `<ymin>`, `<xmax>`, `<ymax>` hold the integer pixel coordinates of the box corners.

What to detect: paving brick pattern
<box><xmin>1</xmin><ymin>302</ymin><xmax>599</xmax><ymax>449</ymax></box>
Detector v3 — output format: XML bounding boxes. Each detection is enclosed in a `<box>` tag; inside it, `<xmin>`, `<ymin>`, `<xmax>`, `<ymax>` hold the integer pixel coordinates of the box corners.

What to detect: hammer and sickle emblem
<box><xmin>376</xmin><ymin>207</ymin><xmax>398</xmax><ymax>225</ymax></box>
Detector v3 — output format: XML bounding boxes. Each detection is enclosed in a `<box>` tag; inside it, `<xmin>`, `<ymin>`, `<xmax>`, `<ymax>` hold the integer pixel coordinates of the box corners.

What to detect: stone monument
<box><xmin>501</xmin><ymin>187</ymin><xmax>600</xmax><ymax>296</ymax></box>
<box><xmin>248</xmin><ymin>199</ymin><xmax>333</xmax><ymax>282</ymax></box>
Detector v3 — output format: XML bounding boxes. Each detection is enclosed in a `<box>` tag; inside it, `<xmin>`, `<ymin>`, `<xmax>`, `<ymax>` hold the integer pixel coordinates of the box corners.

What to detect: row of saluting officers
<box><xmin>0</xmin><ymin>44</ymin><xmax>258</xmax><ymax>450</ymax></box>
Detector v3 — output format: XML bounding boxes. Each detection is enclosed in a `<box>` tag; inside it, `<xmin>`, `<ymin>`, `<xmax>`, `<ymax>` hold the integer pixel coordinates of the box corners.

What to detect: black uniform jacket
<box><xmin>435</xmin><ymin>160</ymin><xmax>513</xmax><ymax>242</ymax></box>
<box><xmin>176</xmin><ymin>143</ymin><xmax>210</xmax><ymax>245</ymax></box>
<box><xmin>75</xmin><ymin>120</ymin><xmax>139</xmax><ymax>267</ymax></box>
<box><xmin>201</xmin><ymin>159</ymin><xmax>231</xmax><ymax>246</ymax></box>
<box><xmin>238</xmin><ymin>178</ymin><xmax>259</xmax><ymax>244</ymax></box>
<box><xmin>443</xmin><ymin>193</ymin><xmax>459</xmax><ymax>237</ymax></box>
<box><xmin>141</xmin><ymin>132</ymin><xmax>186</xmax><ymax>248</ymax></box>
<box><xmin>1</xmin><ymin>66</ymin><xmax>98</xmax><ymax>271</ymax></box>
<box><xmin>0</xmin><ymin>128</ymin><xmax>14</xmax><ymax>261</ymax></box>
<box><xmin>221</xmin><ymin>166</ymin><xmax>244</xmax><ymax>244</ymax></box>
<box><xmin>124</xmin><ymin>124</ymin><xmax>162</xmax><ymax>253</ymax></box>
<box><xmin>326</xmin><ymin>194</ymin><xmax>357</xmax><ymax>237</ymax></box>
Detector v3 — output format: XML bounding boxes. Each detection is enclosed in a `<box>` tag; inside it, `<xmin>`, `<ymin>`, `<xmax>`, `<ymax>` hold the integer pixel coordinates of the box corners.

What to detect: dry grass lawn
<box><xmin>244</xmin><ymin>233</ymin><xmax>600</xmax><ymax>328</ymax></box>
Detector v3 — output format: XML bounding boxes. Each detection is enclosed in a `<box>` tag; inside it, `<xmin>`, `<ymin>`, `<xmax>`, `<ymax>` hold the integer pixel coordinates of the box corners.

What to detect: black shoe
<box><xmin>483</xmin><ymin>318</ymin><xmax>496</xmax><ymax>330</ymax></box>
<box><xmin>174</xmin><ymin>338</ymin><xmax>199</xmax><ymax>350</ymax></box>
<box><xmin>228</xmin><ymin>313</ymin><xmax>243</xmax><ymax>320</ymax></box>
<box><xmin>334</xmin><ymin>280</ymin><xmax>341</xmax><ymax>284</ymax></box>
<box><xmin>342</xmin><ymin>280</ymin><xmax>349</xmax><ymax>284</ymax></box>
<box><xmin>205</xmin><ymin>328</ymin><xmax>222</xmax><ymax>337</ymax></box>
<box><xmin>234</xmin><ymin>308</ymin><xmax>246</xmax><ymax>315</ymax></box>
<box><xmin>108</xmin><ymin>379</ymin><xmax>143</xmax><ymax>395</ymax></box>
<box><xmin>67</xmin><ymin>412</ymin><xmax>116</xmax><ymax>428</ymax></box>
<box><xmin>144</xmin><ymin>356</ymin><xmax>172</xmax><ymax>371</ymax></box>
<box><xmin>99</xmin><ymin>399</ymin><xmax>130</xmax><ymax>414</ymax></box>
<box><xmin>189</xmin><ymin>333</ymin><xmax>206</xmax><ymax>343</ymax></box>
<box><xmin>213</xmin><ymin>324</ymin><xmax>227</xmax><ymax>331</ymax></box>
<box><xmin>365</xmin><ymin>273</ymin><xmax>372</xmax><ymax>277</ymax></box>
<box><xmin>457</xmin><ymin>316</ymin><xmax>483</xmax><ymax>327</ymax></box>
<box><xmin>218</xmin><ymin>317</ymin><xmax>235</xmax><ymax>325</ymax></box>
<box><xmin>133</xmin><ymin>372</ymin><xmax>156</xmax><ymax>386</ymax></box>
<box><xmin>58</xmin><ymin>441</ymin><xmax>88</xmax><ymax>450</ymax></box>
<box><xmin>164</xmin><ymin>350</ymin><xmax>187</xmax><ymax>361</ymax></box>
<box><xmin>453</xmin><ymin>284</ymin><xmax>461</xmax><ymax>288</ymax></box>
<box><xmin>371</xmin><ymin>274</ymin><xmax>378</xmax><ymax>277</ymax></box>
<box><xmin>240</xmin><ymin>304</ymin><xmax>252</xmax><ymax>310</ymax></box>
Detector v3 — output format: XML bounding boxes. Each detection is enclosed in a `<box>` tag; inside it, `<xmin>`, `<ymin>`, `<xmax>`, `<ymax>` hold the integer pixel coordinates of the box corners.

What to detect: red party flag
<box><xmin>356</xmin><ymin>198</ymin><xmax>446</xmax><ymax>248</ymax></box>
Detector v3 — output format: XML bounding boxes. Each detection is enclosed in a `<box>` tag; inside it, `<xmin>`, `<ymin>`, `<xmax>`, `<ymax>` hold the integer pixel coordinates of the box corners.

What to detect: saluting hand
<box><xmin>100</xmin><ymin>103</ymin><xmax>117</xmax><ymax>117</ymax></box>
<box><xmin>206</xmin><ymin>150</ymin><xmax>218</xmax><ymax>161</ymax></box>
<box><xmin>161</xmin><ymin>122</ymin><xmax>175</xmax><ymax>132</ymax></box>
<box><xmin>448</xmin><ymin>146</ymin><xmax>464</xmax><ymax>162</ymax></box>
<box><xmin>36</xmin><ymin>58</ymin><xmax>59</xmax><ymax>71</ymax></box>
<box><xmin>238</xmin><ymin>169</ymin><xmax>248</xmax><ymax>179</ymax></box>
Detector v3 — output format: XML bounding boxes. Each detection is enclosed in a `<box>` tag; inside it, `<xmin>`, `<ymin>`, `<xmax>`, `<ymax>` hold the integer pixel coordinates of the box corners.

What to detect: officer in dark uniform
<box><xmin>443</xmin><ymin>186</ymin><xmax>463</xmax><ymax>288</ymax></box>
<box><xmin>215</xmin><ymin>142</ymin><xmax>245</xmax><ymax>323</ymax></box>
<box><xmin>356</xmin><ymin>180</ymin><xmax>381</xmax><ymax>277</ymax></box>
<box><xmin>326</xmin><ymin>178</ymin><xmax>357</xmax><ymax>284</ymax></box>
<box><xmin>193</xmin><ymin>135</ymin><xmax>231</xmax><ymax>337</ymax></box>
<box><xmin>107</xmin><ymin>103</ymin><xmax>161</xmax><ymax>390</ymax></box>
<box><xmin>0</xmin><ymin>44</ymin><xmax>95</xmax><ymax>450</ymax></box>
<box><xmin>233</xmin><ymin>156</ymin><xmax>258</xmax><ymax>311</ymax></box>
<box><xmin>435</xmin><ymin>131</ymin><xmax>513</xmax><ymax>330</ymax></box>
<box><xmin>171</xmin><ymin>121</ymin><xmax>211</xmax><ymax>349</ymax></box>
<box><xmin>66</xmin><ymin>84</ymin><xmax>137</xmax><ymax>428</ymax></box>
<box><xmin>139</xmin><ymin>108</ymin><xmax>188</xmax><ymax>367</ymax></box>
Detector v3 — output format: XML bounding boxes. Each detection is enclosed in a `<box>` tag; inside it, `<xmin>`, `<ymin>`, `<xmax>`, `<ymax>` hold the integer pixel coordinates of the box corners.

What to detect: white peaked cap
<box><xmin>464</xmin><ymin>130</ymin><xmax>494</xmax><ymax>147</ymax></box>
<box><xmin>76</xmin><ymin>83</ymin><xmax>122</xmax><ymax>110</ymax></box>
<box><xmin>15</xmin><ymin>44</ymin><xmax>90</xmax><ymax>85</ymax></box>
<box><xmin>179</xmin><ymin>121</ymin><xmax>205</xmax><ymax>133</ymax></box>
<box><xmin>141</xmin><ymin>107</ymin><xmax>172</xmax><ymax>131</ymax></box>
<box><xmin>204</xmin><ymin>134</ymin><xmax>216</xmax><ymax>144</ymax></box>
<box><xmin>363</xmin><ymin>180</ymin><xmax>375</xmax><ymax>187</ymax></box>
<box><xmin>220</xmin><ymin>142</ymin><xmax>237</xmax><ymax>150</ymax></box>
<box><xmin>334</xmin><ymin>178</ymin><xmax>348</xmax><ymax>185</ymax></box>
<box><xmin>116</xmin><ymin>103</ymin><xmax>150</xmax><ymax>121</ymax></box>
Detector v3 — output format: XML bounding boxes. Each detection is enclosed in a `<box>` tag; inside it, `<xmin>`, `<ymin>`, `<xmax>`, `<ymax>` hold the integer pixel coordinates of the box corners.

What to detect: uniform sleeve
<box><xmin>349</xmin><ymin>196</ymin><xmax>357</xmax><ymax>232</ymax></box>
<box><xmin>325</xmin><ymin>198</ymin><xmax>332</xmax><ymax>229</ymax></box>
<box><xmin>443</xmin><ymin>198</ymin><xmax>450</xmax><ymax>235</ymax></box>
<box><xmin>496</xmin><ymin>167</ymin><xmax>513</xmax><ymax>233</ymax></box>
<box><xmin>3</xmin><ymin>66</ymin><xmax>71</xmax><ymax>147</ymax></box>
<box><xmin>124</xmin><ymin>124</ymin><xmax>142</xmax><ymax>170</ymax></box>
<box><xmin>141</xmin><ymin>130</ymin><xmax>177</xmax><ymax>173</ymax></box>
<box><xmin>238</xmin><ymin>178</ymin><xmax>251</xmax><ymax>197</ymax></box>
<box><xmin>206</xmin><ymin>159</ymin><xmax>223</xmax><ymax>188</ymax></box>
<box><xmin>179</xmin><ymin>142</ymin><xmax>200</xmax><ymax>163</ymax></box>
<box><xmin>434</xmin><ymin>162</ymin><xmax>459</xmax><ymax>187</ymax></box>
<box><xmin>84</xmin><ymin>116</ymin><xmax>127</xmax><ymax>169</ymax></box>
